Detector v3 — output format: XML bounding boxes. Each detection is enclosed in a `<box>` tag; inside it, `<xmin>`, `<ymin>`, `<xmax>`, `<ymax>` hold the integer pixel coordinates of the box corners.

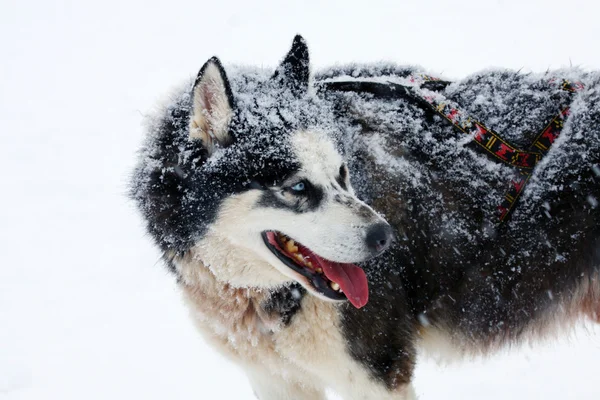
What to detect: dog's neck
<box><xmin>173</xmin><ymin>251</ymin><xmax>305</xmax><ymax>335</ymax></box>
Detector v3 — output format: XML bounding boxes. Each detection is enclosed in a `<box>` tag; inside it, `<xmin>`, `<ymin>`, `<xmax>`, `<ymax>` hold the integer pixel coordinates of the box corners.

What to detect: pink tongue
<box><xmin>318</xmin><ymin>258</ymin><xmax>369</xmax><ymax>309</ymax></box>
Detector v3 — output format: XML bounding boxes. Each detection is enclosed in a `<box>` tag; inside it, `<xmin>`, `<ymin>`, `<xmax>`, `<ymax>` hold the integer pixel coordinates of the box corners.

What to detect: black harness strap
<box><xmin>321</xmin><ymin>75</ymin><xmax>584</xmax><ymax>224</ymax></box>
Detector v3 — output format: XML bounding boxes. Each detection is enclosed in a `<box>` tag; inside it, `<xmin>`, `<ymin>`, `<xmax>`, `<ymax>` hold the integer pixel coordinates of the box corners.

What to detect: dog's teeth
<box><xmin>330</xmin><ymin>282</ymin><xmax>340</xmax><ymax>291</ymax></box>
<box><xmin>316</xmin><ymin>267</ymin><xmax>323</xmax><ymax>274</ymax></box>
<box><xmin>286</xmin><ymin>240</ymin><xmax>298</xmax><ymax>254</ymax></box>
<box><xmin>306</xmin><ymin>261</ymin><xmax>313</xmax><ymax>268</ymax></box>
<box><xmin>295</xmin><ymin>253</ymin><xmax>304</xmax><ymax>263</ymax></box>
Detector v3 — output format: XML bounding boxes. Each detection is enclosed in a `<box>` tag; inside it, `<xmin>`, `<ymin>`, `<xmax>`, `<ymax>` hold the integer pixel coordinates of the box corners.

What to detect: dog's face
<box><xmin>175</xmin><ymin>37</ymin><xmax>392</xmax><ymax>308</ymax></box>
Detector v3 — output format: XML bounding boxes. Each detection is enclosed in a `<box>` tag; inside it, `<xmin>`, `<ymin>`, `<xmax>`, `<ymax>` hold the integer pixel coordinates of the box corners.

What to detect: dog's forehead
<box><xmin>292</xmin><ymin>131</ymin><xmax>343</xmax><ymax>179</ymax></box>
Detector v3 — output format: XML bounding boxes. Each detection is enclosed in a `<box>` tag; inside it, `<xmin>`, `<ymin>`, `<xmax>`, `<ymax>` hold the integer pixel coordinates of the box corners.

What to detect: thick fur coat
<box><xmin>131</xmin><ymin>36</ymin><xmax>600</xmax><ymax>399</ymax></box>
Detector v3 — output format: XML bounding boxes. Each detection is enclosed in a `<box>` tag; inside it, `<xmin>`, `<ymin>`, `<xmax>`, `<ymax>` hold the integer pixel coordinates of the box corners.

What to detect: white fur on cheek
<box><xmin>189</xmin><ymin>190</ymin><xmax>366</xmax><ymax>295</ymax></box>
<box><xmin>188</xmin><ymin>191</ymin><xmax>292</xmax><ymax>289</ymax></box>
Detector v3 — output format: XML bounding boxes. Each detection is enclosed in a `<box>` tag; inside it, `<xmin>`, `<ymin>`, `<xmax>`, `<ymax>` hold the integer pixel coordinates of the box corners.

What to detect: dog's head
<box><xmin>134</xmin><ymin>36</ymin><xmax>392</xmax><ymax>308</ymax></box>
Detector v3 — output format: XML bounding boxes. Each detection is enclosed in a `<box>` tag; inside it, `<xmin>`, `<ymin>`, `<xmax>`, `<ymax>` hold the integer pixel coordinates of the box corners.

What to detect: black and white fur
<box><xmin>131</xmin><ymin>36</ymin><xmax>600</xmax><ymax>399</ymax></box>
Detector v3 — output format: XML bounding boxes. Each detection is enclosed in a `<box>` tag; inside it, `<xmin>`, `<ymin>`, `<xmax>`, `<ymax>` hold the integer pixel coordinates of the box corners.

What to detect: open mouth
<box><xmin>261</xmin><ymin>231</ymin><xmax>369</xmax><ymax>308</ymax></box>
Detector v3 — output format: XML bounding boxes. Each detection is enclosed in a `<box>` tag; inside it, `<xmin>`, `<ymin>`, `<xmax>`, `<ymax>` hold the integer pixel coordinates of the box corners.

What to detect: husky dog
<box><xmin>130</xmin><ymin>35</ymin><xmax>600</xmax><ymax>399</ymax></box>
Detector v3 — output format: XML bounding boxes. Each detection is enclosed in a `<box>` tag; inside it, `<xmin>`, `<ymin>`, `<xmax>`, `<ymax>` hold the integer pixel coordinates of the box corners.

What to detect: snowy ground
<box><xmin>1</xmin><ymin>0</ymin><xmax>600</xmax><ymax>399</ymax></box>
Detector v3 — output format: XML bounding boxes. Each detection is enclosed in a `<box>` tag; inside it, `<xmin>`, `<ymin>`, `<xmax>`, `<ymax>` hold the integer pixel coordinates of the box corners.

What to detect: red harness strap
<box><xmin>417</xmin><ymin>78</ymin><xmax>540</xmax><ymax>170</ymax></box>
<box><xmin>414</xmin><ymin>76</ymin><xmax>584</xmax><ymax>223</ymax></box>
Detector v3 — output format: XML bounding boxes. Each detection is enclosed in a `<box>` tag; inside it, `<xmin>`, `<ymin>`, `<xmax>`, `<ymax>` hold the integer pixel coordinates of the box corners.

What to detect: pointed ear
<box><xmin>271</xmin><ymin>35</ymin><xmax>310</xmax><ymax>95</ymax></box>
<box><xmin>189</xmin><ymin>57</ymin><xmax>234</xmax><ymax>153</ymax></box>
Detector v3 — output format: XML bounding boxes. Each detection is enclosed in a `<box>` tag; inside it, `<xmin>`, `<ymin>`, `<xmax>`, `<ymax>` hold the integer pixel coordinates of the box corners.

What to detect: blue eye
<box><xmin>291</xmin><ymin>182</ymin><xmax>305</xmax><ymax>192</ymax></box>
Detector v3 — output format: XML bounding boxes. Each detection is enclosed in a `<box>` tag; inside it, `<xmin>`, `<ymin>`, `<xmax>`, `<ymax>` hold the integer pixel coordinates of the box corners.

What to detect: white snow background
<box><xmin>1</xmin><ymin>0</ymin><xmax>600</xmax><ymax>399</ymax></box>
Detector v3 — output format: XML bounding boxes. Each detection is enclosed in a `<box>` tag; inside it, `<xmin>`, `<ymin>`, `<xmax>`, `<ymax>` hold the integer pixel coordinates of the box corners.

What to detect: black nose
<box><xmin>365</xmin><ymin>223</ymin><xmax>394</xmax><ymax>253</ymax></box>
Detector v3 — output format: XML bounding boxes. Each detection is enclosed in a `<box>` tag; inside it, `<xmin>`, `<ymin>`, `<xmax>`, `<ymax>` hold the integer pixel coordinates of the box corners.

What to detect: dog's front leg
<box><xmin>246</xmin><ymin>368</ymin><xmax>326</xmax><ymax>400</ymax></box>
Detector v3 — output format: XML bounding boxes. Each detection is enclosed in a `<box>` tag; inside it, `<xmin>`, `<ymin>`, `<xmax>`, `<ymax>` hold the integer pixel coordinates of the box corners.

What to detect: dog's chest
<box><xmin>180</xmin><ymin>277</ymin><xmax>281</xmax><ymax>363</ymax></box>
<box><xmin>177</xmin><ymin>266</ymin><xmax>362</xmax><ymax>381</ymax></box>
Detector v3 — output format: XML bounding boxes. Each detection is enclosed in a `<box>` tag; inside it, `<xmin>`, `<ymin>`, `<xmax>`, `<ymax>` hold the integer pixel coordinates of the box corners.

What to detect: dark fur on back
<box><xmin>323</xmin><ymin>66</ymin><xmax>600</xmax><ymax>387</ymax></box>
